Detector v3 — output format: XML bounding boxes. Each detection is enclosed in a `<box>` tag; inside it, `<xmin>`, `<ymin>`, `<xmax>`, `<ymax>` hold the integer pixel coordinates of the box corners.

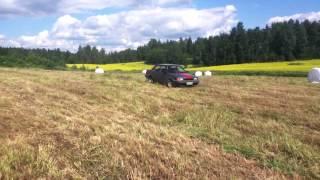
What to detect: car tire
<box><xmin>167</xmin><ymin>80</ymin><xmax>174</xmax><ymax>88</ymax></box>
<box><xmin>148</xmin><ymin>77</ymin><xmax>154</xmax><ymax>83</ymax></box>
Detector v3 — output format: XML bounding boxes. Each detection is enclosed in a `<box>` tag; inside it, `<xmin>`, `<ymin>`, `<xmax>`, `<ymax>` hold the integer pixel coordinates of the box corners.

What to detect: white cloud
<box><xmin>0</xmin><ymin>0</ymin><xmax>59</xmax><ymax>17</ymax></box>
<box><xmin>17</xmin><ymin>30</ymin><xmax>80</xmax><ymax>51</ymax></box>
<box><xmin>0</xmin><ymin>34</ymin><xmax>22</xmax><ymax>47</ymax></box>
<box><xmin>4</xmin><ymin>5</ymin><xmax>237</xmax><ymax>52</ymax></box>
<box><xmin>148</xmin><ymin>0</ymin><xmax>192</xmax><ymax>7</ymax></box>
<box><xmin>0</xmin><ymin>0</ymin><xmax>192</xmax><ymax>17</ymax></box>
<box><xmin>60</xmin><ymin>0</ymin><xmax>192</xmax><ymax>13</ymax></box>
<box><xmin>0</xmin><ymin>34</ymin><xmax>5</xmax><ymax>39</ymax></box>
<box><xmin>52</xmin><ymin>15</ymin><xmax>82</xmax><ymax>39</ymax></box>
<box><xmin>268</xmin><ymin>11</ymin><xmax>320</xmax><ymax>24</ymax></box>
<box><xmin>19</xmin><ymin>31</ymin><xmax>72</xmax><ymax>49</ymax></box>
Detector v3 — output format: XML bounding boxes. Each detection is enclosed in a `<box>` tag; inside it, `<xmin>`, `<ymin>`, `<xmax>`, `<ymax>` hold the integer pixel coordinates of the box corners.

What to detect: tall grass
<box><xmin>161</xmin><ymin>107</ymin><xmax>319</xmax><ymax>178</ymax></box>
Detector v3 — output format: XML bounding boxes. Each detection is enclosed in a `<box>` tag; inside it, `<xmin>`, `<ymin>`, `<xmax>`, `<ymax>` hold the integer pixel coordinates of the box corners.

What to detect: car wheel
<box><xmin>148</xmin><ymin>77</ymin><xmax>154</xmax><ymax>83</ymax></box>
<box><xmin>167</xmin><ymin>80</ymin><xmax>174</xmax><ymax>88</ymax></box>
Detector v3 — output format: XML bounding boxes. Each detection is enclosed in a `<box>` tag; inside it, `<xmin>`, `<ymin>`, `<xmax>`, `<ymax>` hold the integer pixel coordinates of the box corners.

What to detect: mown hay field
<box><xmin>0</xmin><ymin>67</ymin><xmax>319</xmax><ymax>179</ymax></box>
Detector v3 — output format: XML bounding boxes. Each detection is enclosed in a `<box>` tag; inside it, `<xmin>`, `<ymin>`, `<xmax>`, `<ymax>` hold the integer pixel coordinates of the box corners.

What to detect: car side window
<box><xmin>168</xmin><ymin>66</ymin><xmax>178</xmax><ymax>72</ymax></box>
<box><xmin>154</xmin><ymin>66</ymin><xmax>161</xmax><ymax>71</ymax></box>
<box><xmin>160</xmin><ymin>66</ymin><xmax>167</xmax><ymax>70</ymax></box>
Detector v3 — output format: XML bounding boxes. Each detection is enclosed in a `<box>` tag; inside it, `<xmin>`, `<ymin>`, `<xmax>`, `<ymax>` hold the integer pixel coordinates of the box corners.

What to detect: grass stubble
<box><xmin>0</xmin><ymin>67</ymin><xmax>319</xmax><ymax>179</ymax></box>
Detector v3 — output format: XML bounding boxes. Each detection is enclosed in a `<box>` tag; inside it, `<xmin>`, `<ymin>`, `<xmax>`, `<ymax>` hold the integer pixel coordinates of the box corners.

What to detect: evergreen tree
<box><xmin>294</xmin><ymin>20</ymin><xmax>308</xmax><ymax>59</ymax></box>
<box><xmin>234</xmin><ymin>22</ymin><xmax>248</xmax><ymax>63</ymax></box>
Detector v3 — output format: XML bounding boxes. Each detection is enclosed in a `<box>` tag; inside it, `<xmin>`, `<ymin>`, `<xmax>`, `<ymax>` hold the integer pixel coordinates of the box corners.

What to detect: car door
<box><xmin>158</xmin><ymin>66</ymin><xmax>168</xmax><ymax>84</ymax></box>
<box><xmin>151</xmin><ymin>65</ymin><xmax>162</xmax><ymax>83</ymax></box>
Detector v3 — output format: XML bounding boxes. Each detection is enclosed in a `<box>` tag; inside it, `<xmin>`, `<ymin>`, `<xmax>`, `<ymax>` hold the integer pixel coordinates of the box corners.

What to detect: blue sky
<box><xmin>197</xmin><ymin>0</ymin><xmax>320</xmax><ymax>26</ymax></box>
<box><xmin>0</xmin><ymin>0</ymin><xmax>319</xmax><ymax>51</ymax></box>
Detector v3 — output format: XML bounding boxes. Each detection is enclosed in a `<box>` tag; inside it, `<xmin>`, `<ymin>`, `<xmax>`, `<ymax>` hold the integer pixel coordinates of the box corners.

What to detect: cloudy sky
<box><xmin>0</xmin><ymin>0</ymin><xmax>320</xmax><ymax>52</ymax></box>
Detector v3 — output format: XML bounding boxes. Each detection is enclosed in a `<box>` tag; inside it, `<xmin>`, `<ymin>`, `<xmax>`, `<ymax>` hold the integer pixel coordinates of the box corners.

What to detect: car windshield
<box><xmin>168</xmin><ymin>66</ymin><xmax>186</xmax><ymax>73</ymax></box>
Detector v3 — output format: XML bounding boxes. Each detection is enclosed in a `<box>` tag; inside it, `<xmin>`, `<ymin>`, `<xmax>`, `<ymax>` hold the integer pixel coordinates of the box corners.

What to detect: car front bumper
<box><xmin>172</xmin><ymin>79</ymin><xmax>199</xmax><ymax>86</ymax></box>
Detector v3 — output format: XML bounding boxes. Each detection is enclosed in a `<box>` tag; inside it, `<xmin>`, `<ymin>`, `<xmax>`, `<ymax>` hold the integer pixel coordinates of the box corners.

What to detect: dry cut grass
<box><xmin>0</xmin><ymin>67</ymin><xmax>319</xmax><ymax>179</ymax></box>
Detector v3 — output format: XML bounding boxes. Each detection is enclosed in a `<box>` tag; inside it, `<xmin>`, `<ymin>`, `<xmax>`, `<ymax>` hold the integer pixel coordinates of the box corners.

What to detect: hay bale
<box><xmin>195</xmin><ymin>71</ymin><xmax>203</xmax><ymax>77</ymax></box>
<box><xmin>308</xmin><ymin>68</ymin><xmax>320</xmax><ymax>83</ymax></box>
<box><xmin>95</xmin><ymin>68</ymin><xmax>105</xmax><ymax>74</ymax></box>
<box><xmin>204</xmin><ymin>71</ymin><xmax>212</xmax><ymax>76</ymax></box>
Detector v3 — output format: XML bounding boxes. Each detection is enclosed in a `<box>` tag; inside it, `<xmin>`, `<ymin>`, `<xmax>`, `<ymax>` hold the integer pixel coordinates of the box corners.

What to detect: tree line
<box><xmin>0</xmin><ymin>45</ymin><xmax>139</xmax><ymax>69</ymax></box>
<box><xmin>0</xmin><ymin>19</ymin><xmax>320</xmax><ymax>69</ymax></box>
<box><xmin>0</xmin><ymin>48</ymin><xmax>68</xmax><ymax>69</ymax></box>
<box><xmin>137</xmin><ymin>20</ymin><xmax>320</xmax><ymax>65</ymax></box>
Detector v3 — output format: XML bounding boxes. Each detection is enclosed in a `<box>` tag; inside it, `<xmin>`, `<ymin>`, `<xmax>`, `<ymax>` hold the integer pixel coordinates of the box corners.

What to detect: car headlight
<box><xmin>194</xmin><ymin>77</ymin><xmax>198</xmax><ymax>80</ymax></box>
<box><xmin>176</xmin><ymin>77</ymin><xmax>184</xmax><ymax>81</ymax></box>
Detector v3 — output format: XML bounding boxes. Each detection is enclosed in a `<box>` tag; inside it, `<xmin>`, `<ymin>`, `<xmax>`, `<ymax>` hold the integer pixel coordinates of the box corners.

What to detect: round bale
<box><xmin>204</xmin><ymin>71</ymin><xmax>212</xmax><ymax>76</ymax></box>
<box><xmin>195</xmin><ymin>71</ymin><xmax>203</xmax><ymax>77</ymax></box>
<box><xmin>308</xmin><ymin>67</ymin><xmax>320</xmax><ymax>83</ymax></box>
<box><xmin>95</xmin><ymin>68</ymin><xmax>105</xmax><ymax>74</ymax></box>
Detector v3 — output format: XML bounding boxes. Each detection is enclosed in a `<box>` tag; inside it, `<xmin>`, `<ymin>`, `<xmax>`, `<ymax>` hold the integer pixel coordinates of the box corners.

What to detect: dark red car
<box><xmin>145</xmin><ymin>64</ymin><xmax>199</xmax><ymax>87</ymax></box>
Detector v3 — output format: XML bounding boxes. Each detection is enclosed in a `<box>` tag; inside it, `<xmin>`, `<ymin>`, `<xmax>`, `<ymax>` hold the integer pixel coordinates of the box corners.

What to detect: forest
<box><xmin>0</xmin><ymin>19</ymin><xmax>319</xmax><ymax>68</ymax></box>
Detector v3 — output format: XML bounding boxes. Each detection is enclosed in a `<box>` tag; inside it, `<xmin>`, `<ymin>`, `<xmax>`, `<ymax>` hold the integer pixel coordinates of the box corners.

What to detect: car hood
<box><xmin>177</xmin><ymin>72</ymin><xmax>194</xmax><ymax>79</ymax></box>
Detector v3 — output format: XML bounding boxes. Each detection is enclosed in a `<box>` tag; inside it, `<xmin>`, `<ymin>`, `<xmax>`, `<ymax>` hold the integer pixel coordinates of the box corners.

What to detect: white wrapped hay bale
<box><xmin>142</xmin><ymin>69</ymin><xmax>147</xmax><ymax>74</ymax></box>
<box><xmin>195</xmin><ymin>71</ymin><xmax>203</xmax><ymax>77</ymax></box>
<box><xmin>308</xmin><ymin>68</ymin><xmax>320</xmax><ymax>83</ymax></box>
<box><xmin>204</xmin><ymin>71</ymin><xmax>212</xmax><ymax>76</ymax></box>
<box><xmin>95</xmin><ymin>68</ymin><xmax>105</xmax><ymax>74</ymax></box>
